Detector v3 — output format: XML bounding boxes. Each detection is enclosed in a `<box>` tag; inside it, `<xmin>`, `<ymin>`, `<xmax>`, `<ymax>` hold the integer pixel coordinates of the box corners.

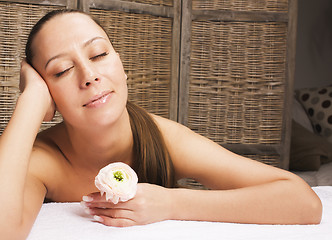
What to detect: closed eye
<box><xmin>90</xmin><ymin>52</ymin><xmax>109</xmax><ymax>60</ymax></box>
<box><xmin>54</xmin><ymin>66</ymin><xmax>74</xmax><ymax>78</ymax></box>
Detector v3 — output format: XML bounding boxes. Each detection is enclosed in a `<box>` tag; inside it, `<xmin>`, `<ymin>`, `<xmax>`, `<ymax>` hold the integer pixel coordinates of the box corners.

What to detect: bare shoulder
<box><xmin>33</xmin><ymin>122</ymin><xmax>66</xmax><ymax>159</ymax></box>
<box><xmin>151</xmin><ymin>114</ymin><xmax>218</xmax><ymax>150</ymax></box>
<box><xmin>150</xmin><ymin>114</ymin><xmax>219</xmax><ymax>179</ymax></box>
<box><xmin>151</xmin><ymin>114</ymin><xmax>193</xmax><ymax>140</ymax></box>
<box><xmin>150</xmin><ymin>114</ymin><xmax>295</xmax><ymax>189</ymax></box>
<box><xmin>28</xmin><ymin>123</ymin><xmax>67</xmax><ymax>198</ymax></box>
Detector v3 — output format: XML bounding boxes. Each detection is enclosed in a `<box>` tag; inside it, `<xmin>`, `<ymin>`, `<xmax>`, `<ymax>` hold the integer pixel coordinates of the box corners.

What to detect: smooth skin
<box><xmin>0</xmin><ymin>12</ymin><xmax>322</xmax><ymax>240</ymax></box>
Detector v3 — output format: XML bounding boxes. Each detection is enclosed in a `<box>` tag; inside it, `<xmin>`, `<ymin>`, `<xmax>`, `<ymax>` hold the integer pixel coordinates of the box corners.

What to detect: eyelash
<box><xmin>54</xmin><ymin>52</ymin><xmax>109</xmax><ymax>78</ymax></box>
<box><xmin>55</xmin><ymin>66</ymin><xmax>74</xmax><ymax>78</ymax></box>
<box><xmin>90</xmin><ymin>52</ymin><xmax>109</xmax><ymax>60</ymax></box>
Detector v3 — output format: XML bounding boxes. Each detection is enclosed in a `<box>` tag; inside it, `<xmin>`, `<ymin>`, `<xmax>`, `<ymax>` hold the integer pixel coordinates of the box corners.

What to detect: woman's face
<box><xmin>31</xmin><ymin>13</ymin><xmax>128</xmax><ymax>128</ymax></box>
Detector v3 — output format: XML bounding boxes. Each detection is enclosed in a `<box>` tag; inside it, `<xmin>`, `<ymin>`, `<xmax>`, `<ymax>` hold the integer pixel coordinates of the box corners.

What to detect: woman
<box><xmin>0</xmin><ymin>9</ymin><xmax>322</xmax><ymax>240</ymax></box>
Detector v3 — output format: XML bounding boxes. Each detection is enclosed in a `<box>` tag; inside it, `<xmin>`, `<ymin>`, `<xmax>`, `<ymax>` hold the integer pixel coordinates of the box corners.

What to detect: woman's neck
<box><xmin>63</xmin><ymin>109</ymin><xmax>134</xmax><ymax>171</ymax></box>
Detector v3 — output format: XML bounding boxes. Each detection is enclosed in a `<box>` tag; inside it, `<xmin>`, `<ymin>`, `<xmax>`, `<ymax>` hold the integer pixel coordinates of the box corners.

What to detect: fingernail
<box><xmin>94</xmin><ymin>215</ymin><xmax>104</xmax><ymax>223</ymax></box>
<box><xmin>82</xmin><ymin>196</ymin><xmax>93</xmax><ymax>202</ymax></box>
<box><xmin>84</xmin><ymin>208</ymin><xmax>92</xmax><ymax>215</ymax></box>
<box><xmin>80</xmin><ymin>201</ymin><xmax>87</xmax><ymax>208</ymax></box>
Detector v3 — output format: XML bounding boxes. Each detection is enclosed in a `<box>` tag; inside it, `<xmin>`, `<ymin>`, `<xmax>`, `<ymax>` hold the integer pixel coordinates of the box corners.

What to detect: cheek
<box><xmin>115</xmin><ymin>73</ymin><xmax>128</xmax><ymax>102</ymax></box>
<box><xmin>48</xmin><ymin>84</ymin><xmax>75</xmax><ymax>111</ymax></box>
<box><xmin>99</xmin><ymin>55</ymin><xmax>126</xmax><ymax>78</ymax></box>
<box><xmin>100</xmin><ymin>62</ymin><xmax>127</xmax><ymax>90</ymax></box>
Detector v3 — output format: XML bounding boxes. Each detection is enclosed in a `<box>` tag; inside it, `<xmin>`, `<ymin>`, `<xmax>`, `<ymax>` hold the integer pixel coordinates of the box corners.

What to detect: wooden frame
<box><xmin>178</xmin><ymin>0</ymin><xmax>298</xmax><ymax>169</ymax></box>
<box><xmin>281</xmin><ymin>0</ymin><xmax>298</xmax><ymax>169</ymax></box>
<box><xmin>0</xmin><ymin>0</ymin><xmax>77</xmax><ymax>8</ymax></box>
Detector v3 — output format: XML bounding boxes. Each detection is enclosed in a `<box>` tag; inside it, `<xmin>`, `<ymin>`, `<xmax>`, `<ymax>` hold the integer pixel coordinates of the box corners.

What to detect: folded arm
<box><xmin>0</xmin><ymin>61</ymin><xmax>53</xmax><ymax>239</ymax></box>
<box><xmin>159</xmin><ymin>116</ymin><xmax>322</xmax><ymax>225</ymax></box>
<box><xmin>84</xmin><ymin>116</ymin><xmax>322</xmax><ymax>227</ymax></box>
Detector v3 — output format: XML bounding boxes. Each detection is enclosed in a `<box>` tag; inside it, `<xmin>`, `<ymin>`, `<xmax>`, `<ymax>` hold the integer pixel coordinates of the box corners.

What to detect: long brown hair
<box><xmin>25</xmin><ymin>9</ymin><xmax>176</xmax><ymax>188</ymax></box>
<box><xmin>127</xmin><ymin>102</ymin><xmax>175</xmax><ymax>187</ymax></box>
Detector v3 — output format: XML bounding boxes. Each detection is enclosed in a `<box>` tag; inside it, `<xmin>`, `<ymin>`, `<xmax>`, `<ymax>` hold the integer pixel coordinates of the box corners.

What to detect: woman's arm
<box><xmin>0</xmin><ymin>61</ymin><xmax>53</xmax><ymax>239</ymax></box>
<box><xmin>160</xmin><ymin>118</ymin><xmax>322</xmax><ymax>225</ymax></box>
<box><xmin>82</xmin><ymin>116</ymin><xmax>322</xmax><ymax>227</ymax></box>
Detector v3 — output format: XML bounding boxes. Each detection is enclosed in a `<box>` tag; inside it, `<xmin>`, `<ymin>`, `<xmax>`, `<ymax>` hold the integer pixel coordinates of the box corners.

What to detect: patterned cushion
<box><xmin>292</xmin><ymin>97</ymin><xmax>314</xmax><ymax>132</ymax></box>
<box><xmin>295</xmin><ymin>85</ymin><xmax>332</xmax><ymax>143</ymax></box>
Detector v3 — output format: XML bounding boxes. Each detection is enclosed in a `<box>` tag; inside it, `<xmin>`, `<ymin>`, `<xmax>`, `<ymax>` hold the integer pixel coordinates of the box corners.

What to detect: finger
<box><xmin>87</xmin><ymin>192</ymin><xmax>121</xmax><ymax>204</ymax></box>
<box><xmin>83</xmin><ymin>200</ymin><xmax>131</xmax><ymax>210</ymax></box>
<box><xmin>83</xmin><ymin>192</ymin><xmax>105</xmax><ymax>202</ymax></box>
<box><xmin>93</xmin><ymin>215</ymin><xmax>135</xmax><ymax>227</ymax></box>
<box><xmin>83</xmin><ymin>192</ymin><xmax>132</xmax><ymax>206</ymax></box>
<box><xmin>89</xmin><ymin>207</ymin><xmax>134</xmax><ymax>220</ymax></box>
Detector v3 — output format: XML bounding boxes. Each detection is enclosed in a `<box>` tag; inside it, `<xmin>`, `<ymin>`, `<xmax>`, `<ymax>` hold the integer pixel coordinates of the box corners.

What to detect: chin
<box><xmin>90</xmin><ymin>104</ymin><xmax>127</xmax><ymax>127</ymax></box>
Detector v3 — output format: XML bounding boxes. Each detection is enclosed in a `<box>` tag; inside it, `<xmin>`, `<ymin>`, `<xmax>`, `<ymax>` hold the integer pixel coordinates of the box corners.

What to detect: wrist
<box><xmin>16</xmin><ymin>92</ymin><xmax>49</xmax><ymax>125</ymax></box>
<box><xmin>19</xmin><ymin>87</ymin><xmax>52</xmax><ymax>115</ymax></box>
<box><xmin>167</xmin><ymin>187</ymin><xmax>192</xmax><ymax>221</ymax></box>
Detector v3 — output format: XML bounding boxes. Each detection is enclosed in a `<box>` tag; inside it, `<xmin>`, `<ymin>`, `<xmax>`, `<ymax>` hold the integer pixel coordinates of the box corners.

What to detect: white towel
<box><xmin>27</xmin><ymin>186</ymin><xmax>332</xmax><ymax>240</ymax></box>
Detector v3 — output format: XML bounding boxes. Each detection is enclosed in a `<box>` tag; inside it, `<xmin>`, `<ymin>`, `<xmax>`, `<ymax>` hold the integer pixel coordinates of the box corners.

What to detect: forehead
<box><xmin>32</xmin><ymin>13</ymin><xmax>109</xmax><ymax>62</ymax></box>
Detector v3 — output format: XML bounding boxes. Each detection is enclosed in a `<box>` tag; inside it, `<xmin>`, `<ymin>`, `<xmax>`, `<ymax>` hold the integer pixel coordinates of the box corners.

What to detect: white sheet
<box><xmin>27</xmin><ymin>186</ymin><xmax>332</xmax><ymax>240</ymax></box>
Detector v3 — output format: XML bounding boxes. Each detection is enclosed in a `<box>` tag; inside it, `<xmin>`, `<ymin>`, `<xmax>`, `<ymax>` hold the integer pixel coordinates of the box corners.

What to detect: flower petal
<box><xmin>95</xmin><ymin>162</ymin><xmax>138</xmax><ymax>203</ymax></box>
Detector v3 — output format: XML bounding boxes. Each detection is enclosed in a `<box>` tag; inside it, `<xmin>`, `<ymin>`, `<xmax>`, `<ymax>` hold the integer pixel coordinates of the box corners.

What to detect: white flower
<box><xmin>95</xmin><ymin>162</ymin><xmax>138</xmax><ymax>204</ymax></box>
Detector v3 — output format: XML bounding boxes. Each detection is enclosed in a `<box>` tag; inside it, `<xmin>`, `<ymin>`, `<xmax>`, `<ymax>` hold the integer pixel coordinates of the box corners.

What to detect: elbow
<box><xmin>296</xmin><ymin>187</ymin><xmax>323</xmax><ymax>225</ymax></box>
<box><xmin>1</xmin><ymin>231</ymin><xmax>27</xmax><ymax>240</ymax></box>
<box><xmin>0</xmin><ymin>223</ymin><xmax>28</xmax><ymax>240</ymax></box>
<box><xmin>285</xmin><ymin>175</ymin><xmax>323</xmax><ymax>225</ymax></box>
<box><xmin>284</xmin><ymin>177</ymin><xmax>323</xmax><ymax>225</ymax></box>
<box><xmin>303</xmin><ymin>194</ymin><xmax>322</xmax><ymax>225</ymax></box>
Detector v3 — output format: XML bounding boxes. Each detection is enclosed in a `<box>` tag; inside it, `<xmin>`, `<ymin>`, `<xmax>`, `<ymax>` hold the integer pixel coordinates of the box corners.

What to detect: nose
<box><xmin>84</xmin><ymin>77</ymin><xmax>100</xmax><ymax>87</ymax></box>
<box><xmin>79</xmin><ymin>61</ymin><xmax>100</xmax><ymax>88</ymax></box>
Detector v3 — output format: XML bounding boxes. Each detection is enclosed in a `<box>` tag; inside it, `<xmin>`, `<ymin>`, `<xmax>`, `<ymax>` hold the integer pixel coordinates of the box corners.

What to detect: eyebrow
<box><xmin>44</xmin><ymin>36</ymin><xmax>107</xmax><ymax>70</ymax></box>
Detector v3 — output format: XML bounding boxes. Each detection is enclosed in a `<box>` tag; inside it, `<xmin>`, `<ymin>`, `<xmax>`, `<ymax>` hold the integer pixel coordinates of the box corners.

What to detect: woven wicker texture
<box><xmin>124</xmin><ymin>0</ymin><xmax>173</xmax><ymax>7</ymax></box>
<box><xmin>90</xmin><ymin>8</ymin><xmax>172</xmax><ymax>118</ymax></box>
<box><xmin>188</xmin><ymin>21</ymin><xmax>287</xmax><ymax>166</ymax></box>
<box><xmin>0</xmin><ymin>2</ymin><xmax>64</xmax><ymax>134</ymax></box>
<box><xmin>192</xmin><ymin>0</ymin><xmax>288</xmax><ymax>12</ymax></box>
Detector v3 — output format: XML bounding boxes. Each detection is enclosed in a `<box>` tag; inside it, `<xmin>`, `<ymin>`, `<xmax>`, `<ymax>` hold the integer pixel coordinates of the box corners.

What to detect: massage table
<box><xmin>27</xmin><ymin>186</ymin><xmax>332</xmax><ymax>240</ymax></box>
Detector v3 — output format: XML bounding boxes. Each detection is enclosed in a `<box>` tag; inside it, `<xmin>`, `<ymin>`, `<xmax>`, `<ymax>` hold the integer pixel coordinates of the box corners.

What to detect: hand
<box><xmin>19</xmin><ymin>59</ymin><xmax>56</xmax><ymax>121</ymax></box>
<box><xmin>81</xmin><ymin>183</ymin><xmax>172</xmax><ymax>227</ymax></box>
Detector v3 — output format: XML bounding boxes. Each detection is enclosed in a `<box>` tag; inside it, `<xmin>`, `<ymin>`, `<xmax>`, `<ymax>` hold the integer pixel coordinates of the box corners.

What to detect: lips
<box><xmin>83</xmin><ymin>91</ymin><xmax>112</xmax><ymax>107</ymax></box>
